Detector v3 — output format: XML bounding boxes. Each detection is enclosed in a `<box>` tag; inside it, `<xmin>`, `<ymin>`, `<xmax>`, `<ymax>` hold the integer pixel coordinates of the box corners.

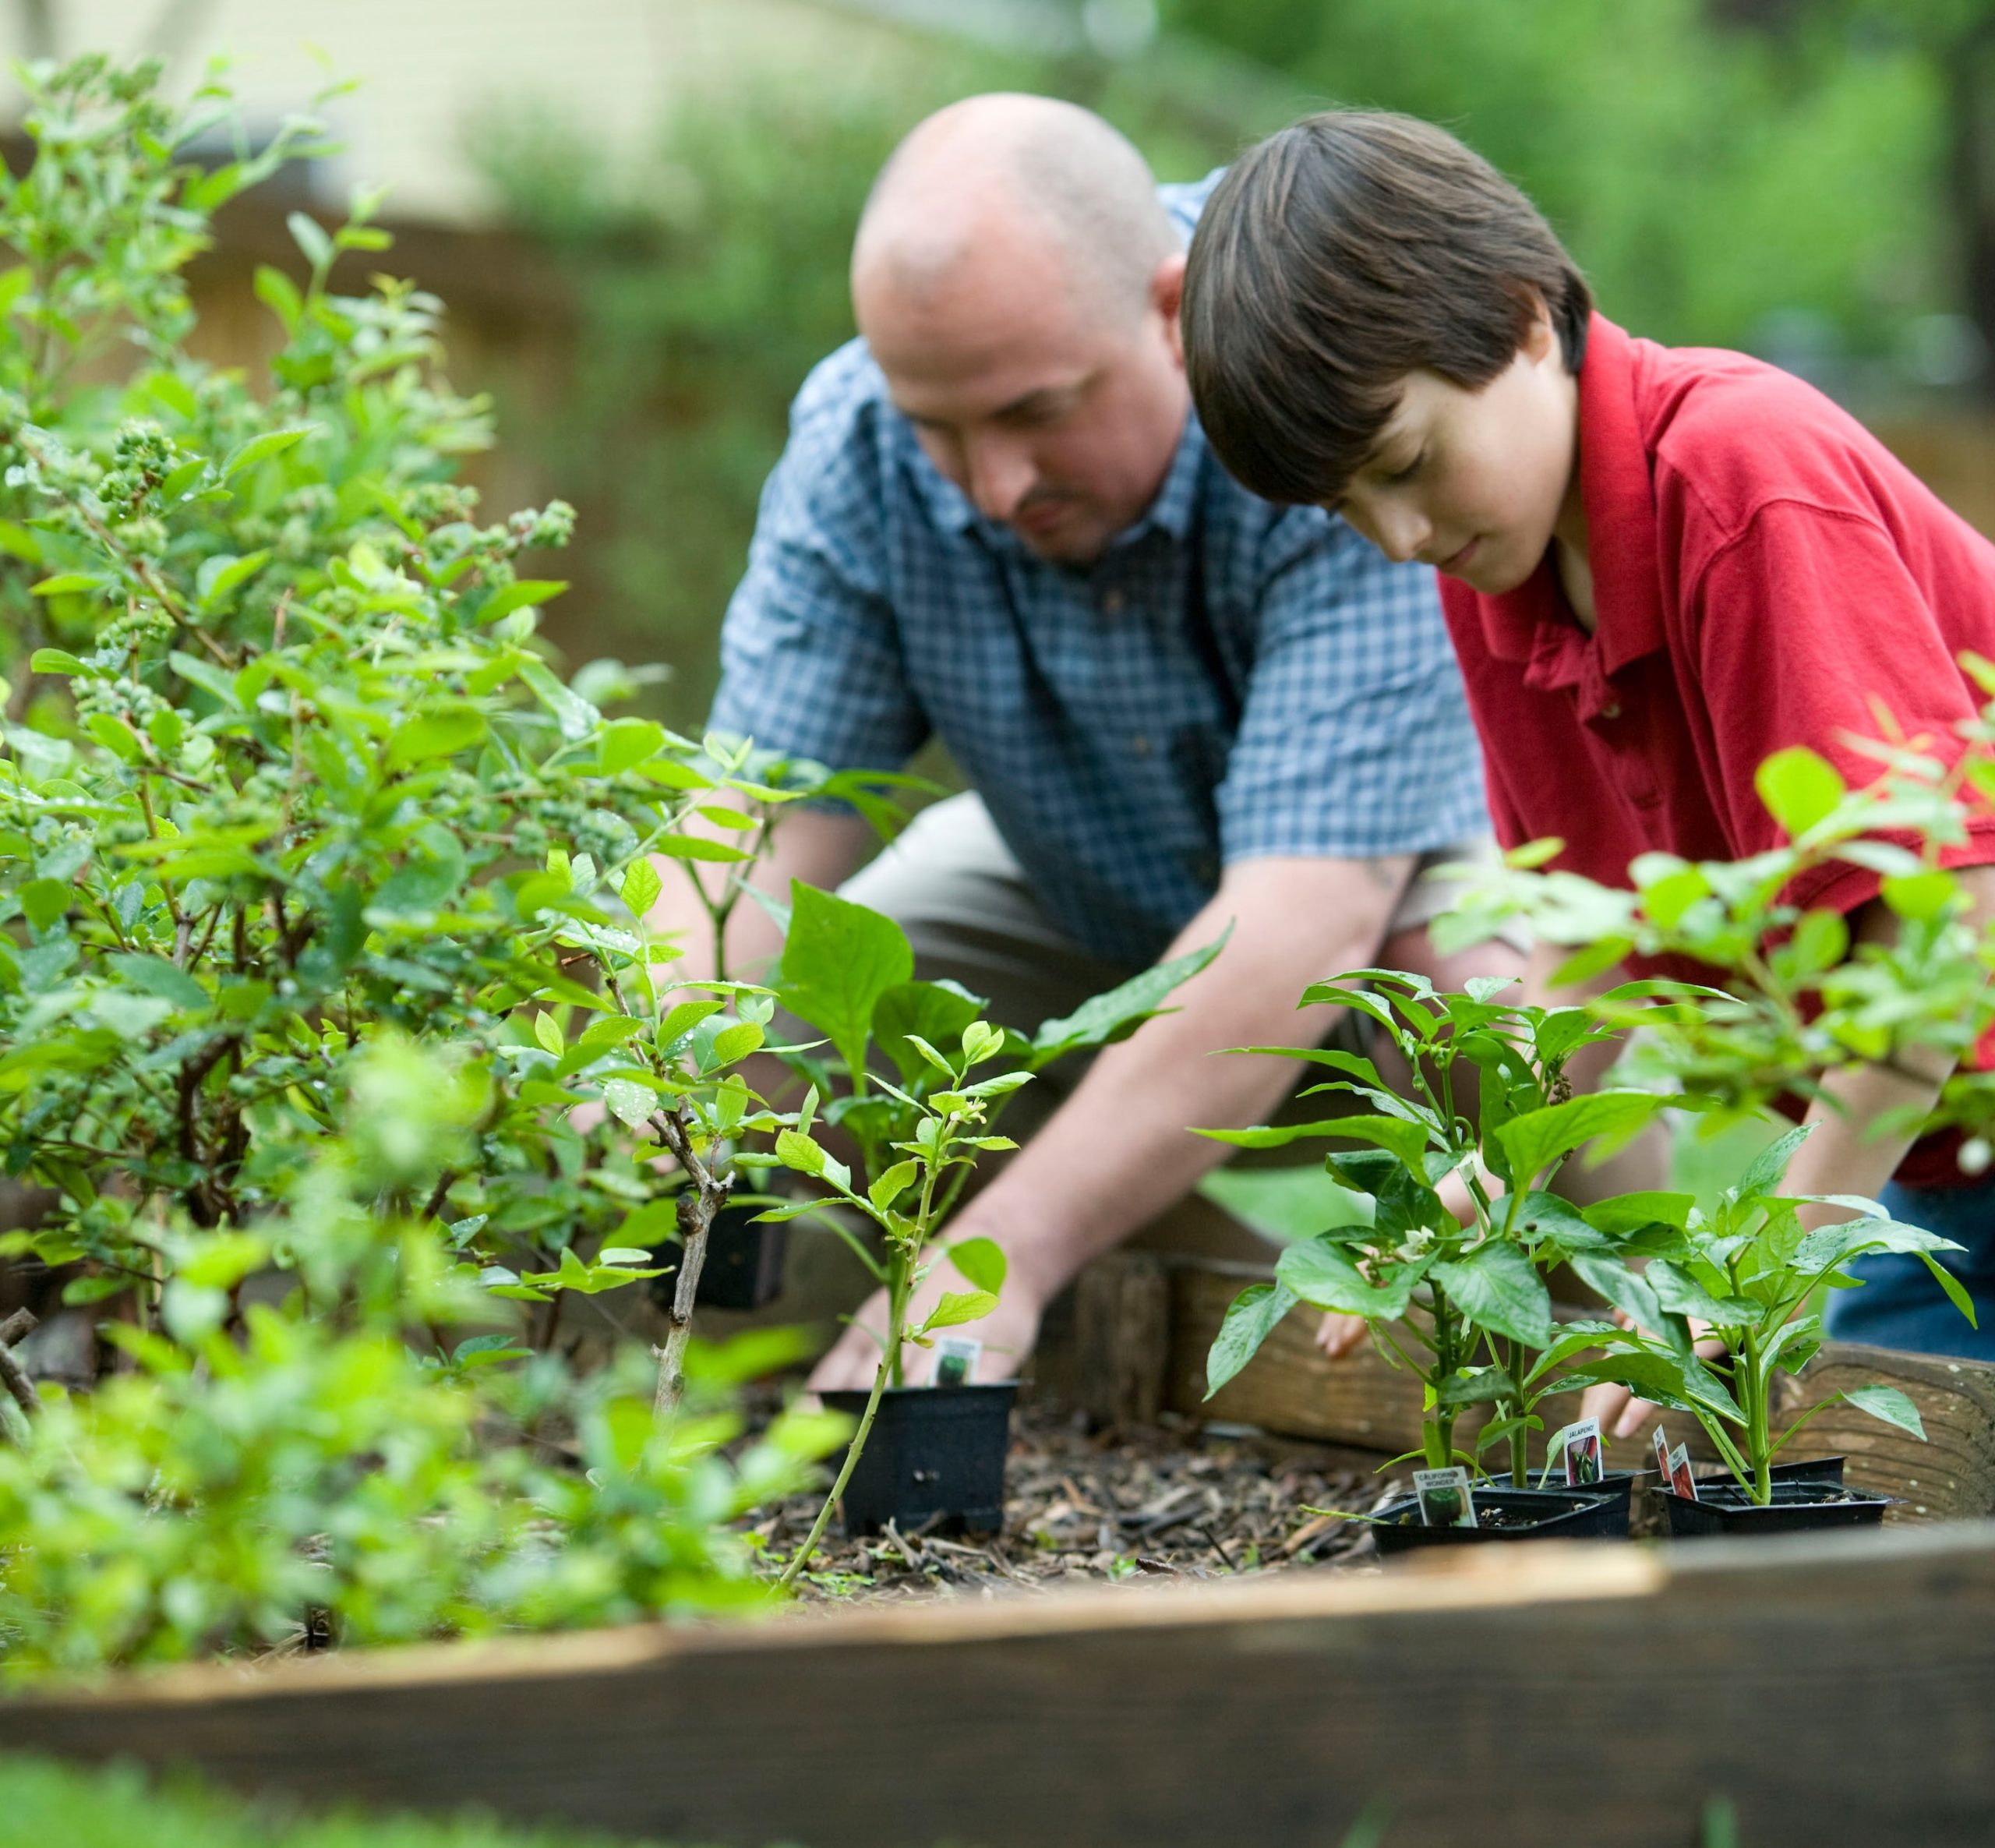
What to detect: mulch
<box><xmin>747</xmin><ymin>1401</ymin><xmax>1413</xmax><ymax>1604</ymax></box>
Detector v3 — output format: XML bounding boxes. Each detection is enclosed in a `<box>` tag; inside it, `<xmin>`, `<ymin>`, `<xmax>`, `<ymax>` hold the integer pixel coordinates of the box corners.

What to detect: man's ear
<box><xmin>1154</xmin><ymin>249</ymin><xmax>1188</xmax><ymax>366</ymax></box>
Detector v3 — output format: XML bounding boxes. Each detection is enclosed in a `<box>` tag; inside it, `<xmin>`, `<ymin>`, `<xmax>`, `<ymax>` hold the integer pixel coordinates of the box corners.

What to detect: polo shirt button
<box><xmin>1131</xmin><ymin>733</ymin><xmax>1153</xmax><ymax>757</ymax></box>
<box><xmin>1100</xmin><ymin>587</ymin><xmax>1127</xmax><ymax>616</ymax></box>
<box><xmin>1600</xmin><ymin>701</ymin><xmax>1622</xmax><ymax>719</ymax></box>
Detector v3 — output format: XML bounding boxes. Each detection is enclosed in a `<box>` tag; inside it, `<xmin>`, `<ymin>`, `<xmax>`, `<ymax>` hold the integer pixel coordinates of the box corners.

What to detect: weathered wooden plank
<box><xmin>1771</xmin><ymin>1341</ymin><xmax>1995</xmax><ymax>1517</ymax></box>
<box><xmin>1072</xmin><ymin>1251</ymin><xmax>1170</xmax><ymax>1428</ymax></box>
<box><xmin>9</xmin><ymin>1526</ymin><xmax>1995</xmax><ymax>1848</ymax></box>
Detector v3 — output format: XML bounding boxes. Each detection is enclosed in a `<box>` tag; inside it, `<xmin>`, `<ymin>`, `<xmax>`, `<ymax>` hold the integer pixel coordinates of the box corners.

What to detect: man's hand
<box><xmin>807</xmin><ymin>1268</ymin><xmax>1043</xmax><ymax>1392</ymax></box>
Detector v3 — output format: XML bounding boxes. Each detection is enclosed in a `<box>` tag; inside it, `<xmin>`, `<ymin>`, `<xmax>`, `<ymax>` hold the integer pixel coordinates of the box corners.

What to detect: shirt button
<box><xmin>1100</xmin><ymin>587</ymin><xmax>1127</xmax><ymax>616</ymax></box>
<box><xmin>1131</xmin><ymin>733</ymin><xmax>1153</xmax><ymax>757</ymax></box>
<box><xmin>1600</xmin><ymin>701</ymin><xmax>1622</xmax><ymax>719</ymax></box>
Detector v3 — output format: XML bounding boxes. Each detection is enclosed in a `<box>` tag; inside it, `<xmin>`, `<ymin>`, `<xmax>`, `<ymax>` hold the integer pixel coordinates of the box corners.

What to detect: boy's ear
<box><xmin>1519</xmin><ymin>287</ymin><xmax>1559</xmax><ymax>365</ymax></box>
<box><xmin>1155</xmin><ymin>250</ymin><xmax>1188</xmax><ymax>366</ymax></box>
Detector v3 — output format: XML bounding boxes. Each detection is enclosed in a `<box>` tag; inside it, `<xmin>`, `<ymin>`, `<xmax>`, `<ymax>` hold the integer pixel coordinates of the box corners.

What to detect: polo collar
<box><xmin>1473</xmin><ymin>313</ymin><xmax>1667</xmax><ymax>690</ymax></box>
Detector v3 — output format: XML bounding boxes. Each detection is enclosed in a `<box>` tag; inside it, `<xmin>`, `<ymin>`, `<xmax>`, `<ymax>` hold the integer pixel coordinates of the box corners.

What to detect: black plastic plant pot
<box><xmin>691</xmin><ymin>1203</ymin><xmax>789</xmax><ymax>1310</ymax></box>
<box><xmin>1691</xmin><ymin>1454</ymin><xmax>1845</xmax><ymax>1497</ymax></box>
<box><xmin>819</xmin><ymin>1382</ymin><xmax>1018</xmax><ymax>1538</ymax></box>
<box><xmin>1371</xmin><ymin>1486</ymin><xmax>1630</xmax><ymax>1553</ymax></box>
<box><xmin>1656</xmin><ymin>1475</ymin><xmax>1886</xmax><ymax>1538</ymax></box>
<box><xmin>1538</xmin><ymin>1469</ymin><xmax>1638</xmax><ymax>1526</ymax></box>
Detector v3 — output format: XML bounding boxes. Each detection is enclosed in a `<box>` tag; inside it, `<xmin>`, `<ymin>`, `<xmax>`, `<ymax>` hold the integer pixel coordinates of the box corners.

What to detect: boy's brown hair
<box><xmin>1181</xmin><ymin>111</ymin><xmax>1591</xmax><ymax>507</ymax></box>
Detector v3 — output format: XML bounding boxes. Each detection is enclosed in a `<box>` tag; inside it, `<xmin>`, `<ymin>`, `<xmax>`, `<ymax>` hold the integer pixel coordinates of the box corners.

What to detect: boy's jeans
<box><xmin>1823</xmin><ymin>1177</ymin><xmax>1995</xmax><ymax>1359</ymax></box>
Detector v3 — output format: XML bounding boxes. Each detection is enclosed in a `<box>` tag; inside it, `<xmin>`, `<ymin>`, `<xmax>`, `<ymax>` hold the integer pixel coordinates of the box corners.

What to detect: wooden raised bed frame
<box><xmin>9</xmin><ymin>1251</ymin><xmax>1995</xmax><ymax>1848</ymax></box>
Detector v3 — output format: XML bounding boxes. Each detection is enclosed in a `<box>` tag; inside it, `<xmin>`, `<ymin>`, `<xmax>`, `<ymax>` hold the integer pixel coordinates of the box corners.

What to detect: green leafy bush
<box><xmin>0</xmin><ymin>55</ymin><xmax>873</xmax><ymax>1676</ymax></box>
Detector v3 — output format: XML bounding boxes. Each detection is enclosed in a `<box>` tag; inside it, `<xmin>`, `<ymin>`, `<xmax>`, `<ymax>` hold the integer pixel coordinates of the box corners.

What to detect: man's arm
<box><xmin>807</xmin><ymin>852</ymin><xmax>1412</xmax><ymax>1390</ymax></box>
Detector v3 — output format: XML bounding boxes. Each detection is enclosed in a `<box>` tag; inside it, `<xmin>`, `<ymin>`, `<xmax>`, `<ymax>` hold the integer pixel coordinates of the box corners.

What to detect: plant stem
<box><xmin>1742</xmin><ymin>1323</ymin><xmax>1771</xmax><ymax>1505</ymax></box>
<box><xmin>649</xmin><ymin>1105</ymin><xmax>732</xmax><ymax>1421</ymax></box>
<box><xmin>778</xmin><ymin>1251</ymin><xmax>911</xmax><ymax>1590</ymax></box>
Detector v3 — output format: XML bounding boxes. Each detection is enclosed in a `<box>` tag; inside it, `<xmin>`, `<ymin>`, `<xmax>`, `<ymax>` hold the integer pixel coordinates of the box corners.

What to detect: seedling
<box><xmin>1558</xmin><ymin>1122</ymin><xmax>1970</xmax><ymax>1503</ymax></box>
<box><xmin>1201</xmin><ymin>970</ymin><xmax>1686</xmax><ymax>1486</ymax></box>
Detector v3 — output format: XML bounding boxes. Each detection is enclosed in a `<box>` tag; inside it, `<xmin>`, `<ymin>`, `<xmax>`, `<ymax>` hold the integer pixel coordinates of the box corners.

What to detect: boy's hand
<box><xmin>1580</xmin><ymin>1312</ymin><xmax>1727</xmax><ymax>1441</ymax></box>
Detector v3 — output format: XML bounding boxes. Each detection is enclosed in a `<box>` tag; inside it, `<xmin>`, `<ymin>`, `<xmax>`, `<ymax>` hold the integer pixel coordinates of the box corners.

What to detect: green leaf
<box><xmin>220</xmin><ymin>423</ymin><xmax>314</xmax><ymax>481</ymax></box>
<box><xmin>1841</xmin><ymin>1383</ymin><xmax>1926</xmax><ymax>1441</ymax></box>
<box><xmin>867</xmin><ymin>1159</ymin><xmax>920</xmax><ymax>1211</ymax></box>
<box><xmin>288</xmin><ymin>209</ymin><xmax>334</xmax><ymax>270</ymax></box>
<box><xmin>1919</xmin><ymin>1251</ymin><xmax>1979</xmax><ymax>1330</ymax></box>
<box><xmin>1755</xmin><ymin>745</ymin><xmax>1845</xmax><ymax>839</ymax></box>
<box><xmin>387</xmin><ymin>708</ymin><xmax>487</xmax><ymax>769</ymax></box>
<box><xmin>28</xmin><ymin>647</ymin><xmax>88</xmax><ymax>674</ymax></box>
<box><xmin>1195</xmin><ymin>1114</ymin><xmax>1432</xmax><ymax>1168</ymax></box>
<box><xmin>1495</xmin><ymin>1090</ymin><xmax>1671</xmax><ymax>1189</ymax></box>
<box><xmin>1276</xmin><ymin>1237</ymin><xmax>1416</xmax><ymax>1320</ymax></box>
<box><xmin>29</xmin><ymin>576</ymin><xmax>107</xmax><ymax>600</ymax></box>
<box><xmin>620</xmin><ymin>857</ymin><xmax>663</xmax><ymax>919</ymax></box>
<box><xmin>481</xmin><ymin>580</ymin><xmax>569</xmax><ymax>624</ymax></box>
<box><xmin>195</xmin><ymin>549</ymin><xmax>272</xmax><ymax>610</ymax></box>
<box><xmin>1205</xmin><ymin>1280</ymin><xmax>1297</xmax><ymax>1398</ymax></box>
<box><xmin>1029</xmin><ymin>930</ymin><xmax>1227</xmax><ymax>1065</ymax></box>
<box><xmin>873</xmin><ymin>978</ymin><xmax>986</xmax><ymax>1087</ymax></box>
<box><xmin>533</xmin><ymin>1012</ymin><xmax>564</xmax><ymax>1057</ymax></box>
<box><xmin>1570</xmin><ymin>1252</ymin><xmax>1663</xmax><ymax>1330</ymax></box>
<box><xmin>602</xmin><ymin>1078</ymin><xmax>655</xmax><ymax>1132</ymax></box>
<box><xmin>254</xmin><ymin>263</ymin><xmax>304</xmax><ymax>333</ymax></box>
<box><xmin>1431</xmin><ymin>1242</ymin><xmax>1554</xmax><ymax>1348</ymax></box>
<box><xmin>1644</xmin><ymin>1259</ymin><xmax>1739</xmax><ymax>1326</ymax></box>
<box><xmin>920</xmin><ymin>1290</ymin><xmax>998</xmax><ymax>1331</ymax></box>
<box><xmin>1733</xmin><ymin>1123</ymin><xmax>1814</xmax><ymax>1203</ymax></box>
<box><xmin>775</xmin><ymin>1128</ymin><xmax>827</xmax><ymax>1178</ymax></box>
<box><xmin>599</xmin><ymin>717</ymin><xmax>666</xmax><ymax>776</ymax></box>
<box><xmin>946</xmin><ymin>1235</ymin><xmax>1007</xmax><ymax>1294</ymax></box>
<box><xmin>649</xmin><ymin>834</ymin><xmax>751</xmax><ymax>864</ymax></box>
<box><xmin>517</xmin><ymin>656</ymin><xmax>600</xmax><ymax>742</ymax></box>
<box><xmin>776</xmin><ymin>883</ymin><xmax>913</xmax><ymax>1081</ymax></box>
<box><xmin>105</xmin><ymin>952</ymin><xmax>208</xmax><ymax>1010</ymax></box>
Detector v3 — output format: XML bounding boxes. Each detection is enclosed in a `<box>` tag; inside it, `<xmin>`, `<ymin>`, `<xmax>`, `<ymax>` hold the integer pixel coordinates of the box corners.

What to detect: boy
<box><xmin>1178</xmin><ymin>110</ymin><xmax>1995</xmax><ymax>1386</ymax></box>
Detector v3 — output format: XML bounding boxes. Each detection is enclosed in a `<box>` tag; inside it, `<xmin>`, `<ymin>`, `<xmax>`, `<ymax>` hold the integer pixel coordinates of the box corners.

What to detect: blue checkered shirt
<box><xmin>708</xmin><ymin>179</ymin><xmax>1488</xmax><ymax>967</ymax></box>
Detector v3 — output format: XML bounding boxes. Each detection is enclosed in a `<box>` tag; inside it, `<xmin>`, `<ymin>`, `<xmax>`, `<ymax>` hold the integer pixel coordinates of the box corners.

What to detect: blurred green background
<box><xmin>12</xmin><ymin>0</ymin><xmax>1995</xmax><ymax>729</ymax></box>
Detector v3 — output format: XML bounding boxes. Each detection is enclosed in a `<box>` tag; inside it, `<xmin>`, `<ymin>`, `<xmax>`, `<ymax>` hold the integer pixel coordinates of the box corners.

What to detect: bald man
<box><xmin>660</xmin><ymin>96</ymin><xmax>1507</xmax><ymax>1390</ymax></box>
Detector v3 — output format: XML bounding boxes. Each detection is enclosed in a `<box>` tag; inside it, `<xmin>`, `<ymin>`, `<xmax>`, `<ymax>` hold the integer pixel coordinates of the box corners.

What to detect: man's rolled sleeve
<box><xmin>1216</xmin><ymin>519</ymin><xmax>1488</xmax><ymax>867</ymax></box>
<box><xmin>707</xmin><ymin>383</ymin><xmax>930</xmax><ymax>772</ymax></box>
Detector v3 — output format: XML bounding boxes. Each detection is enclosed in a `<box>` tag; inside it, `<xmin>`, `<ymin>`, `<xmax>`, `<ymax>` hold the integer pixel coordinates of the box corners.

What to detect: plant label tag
<box><xmin>1668</xmin><ymin>1442</ymin><xmax>1698</xmax><ymax>1501</ymax></box>
<box><xmin>1653</xmin><ymin>1425</ymin><xmax>1673</xmax><ymax>1482</ymax></box>
<box><xmin>930</xmin><ymin>1336</ymin><xmax>982</xmax><ymax>1388</ymax></box>
<box><xmin>1413</xmin><ymin>1465</ymin><xmax>1476</xmax><ymax>1529</ymax></box>
<box><xmin>1560</xmin><ymin>1415</ymin><xmax>1605</xmax><ymax>1487</ymax></box>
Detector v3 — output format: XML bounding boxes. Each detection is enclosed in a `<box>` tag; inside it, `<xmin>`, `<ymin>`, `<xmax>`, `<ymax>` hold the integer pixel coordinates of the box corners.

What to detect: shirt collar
<box><xmin>1472</xmin><ymin>313</ymin><xmax>1666</xmax><ymax>680</ymax></box>
<box><xmin>899</xmin><ymin>404</ymin><xmax>1204</xmax><ymax>553</ymax></box>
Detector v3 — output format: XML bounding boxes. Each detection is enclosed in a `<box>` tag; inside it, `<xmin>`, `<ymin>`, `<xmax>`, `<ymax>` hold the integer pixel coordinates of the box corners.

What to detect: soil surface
<box><xmin>747</xmin><ymin>1401</ymin><xmax>1413</xmax><ymax>1603</ymax></box>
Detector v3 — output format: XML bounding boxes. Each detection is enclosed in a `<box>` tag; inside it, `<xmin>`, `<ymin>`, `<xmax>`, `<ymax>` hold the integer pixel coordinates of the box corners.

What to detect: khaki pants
<box><xmin>715</xmin><ymin>793</ymin><xmax>1495</xmax><ymax>1337</ymax></box>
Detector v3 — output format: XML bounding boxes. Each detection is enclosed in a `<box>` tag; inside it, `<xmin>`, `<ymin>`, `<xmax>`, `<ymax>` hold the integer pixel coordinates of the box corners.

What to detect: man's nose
<box><xmin>962</xmin><ymin>434</ymin><xmax>1036</xmax><ymax>524</ymax></box>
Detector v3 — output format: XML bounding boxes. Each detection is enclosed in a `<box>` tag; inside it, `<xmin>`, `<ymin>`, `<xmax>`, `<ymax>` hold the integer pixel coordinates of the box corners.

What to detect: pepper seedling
<box><xmin>1200</xmin><ymin>970</ymin><xmax>1693</xmax><ymax>1484</ymax></box>
<box><xmin>1556</xmin><ymin>1122</ymin><xmax>1970</xmax><ymax>1502</ymax></box>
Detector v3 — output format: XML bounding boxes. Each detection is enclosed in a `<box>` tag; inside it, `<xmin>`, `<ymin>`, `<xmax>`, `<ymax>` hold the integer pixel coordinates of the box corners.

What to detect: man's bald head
<box><xmin>849</xmin><ymin>94</ymin><xmax>1192</xmax><ymax>565</ymax></box>
<box><xmin>854</xmin><ymin>94</ymin><xmax>1178</xmax><ymax>327</ymax></box>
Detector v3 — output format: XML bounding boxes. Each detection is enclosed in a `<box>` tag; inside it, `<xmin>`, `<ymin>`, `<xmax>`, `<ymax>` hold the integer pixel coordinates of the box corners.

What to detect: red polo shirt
<box><xmin>1440</xmin><ymin>313</ymin><xmax>1995</xmax><ymax>1187</ymax></box>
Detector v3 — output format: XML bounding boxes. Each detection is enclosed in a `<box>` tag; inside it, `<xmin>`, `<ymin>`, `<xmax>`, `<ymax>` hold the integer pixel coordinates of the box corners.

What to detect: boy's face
<box><xmin>1322</xmin><ymin>316</ymin><xmax>1579</xmax><ymax>595</ymax></box>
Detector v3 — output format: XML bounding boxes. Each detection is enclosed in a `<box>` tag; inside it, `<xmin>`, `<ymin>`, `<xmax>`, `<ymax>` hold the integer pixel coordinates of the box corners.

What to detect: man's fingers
<box><xmin>1315</xmin><ymin>1311</ymin><xmax>1368</xmax><ymax>1359</ymax></box>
